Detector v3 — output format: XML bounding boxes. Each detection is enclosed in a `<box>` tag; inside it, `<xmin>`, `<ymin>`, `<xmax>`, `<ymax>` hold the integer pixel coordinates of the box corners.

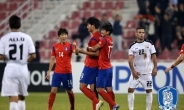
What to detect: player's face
<box><xmin>101</xmin><ymin>29</ymin><xmax>109</xmax><ymax>37</ymax></box>
<box><xmin>136</xmin><ymin>29</ymin><xmax>145</xmax><ymax>41</ymax></box>
<box><xmin>87</xmin><ymin>23</ymin><xmax>94</xmax><ymax>32</ymax></box>
<box><xmin>59</xmin><ymin>33</ymin><xmax>67</xmax><ymax>43</ymax></box>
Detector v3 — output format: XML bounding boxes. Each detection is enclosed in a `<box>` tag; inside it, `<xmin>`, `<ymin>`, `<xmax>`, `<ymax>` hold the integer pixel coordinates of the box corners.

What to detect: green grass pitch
<box><xmin>0</xmin><ymin>93</ymin><xmax>183</xmax><ymax>110</ymax></box>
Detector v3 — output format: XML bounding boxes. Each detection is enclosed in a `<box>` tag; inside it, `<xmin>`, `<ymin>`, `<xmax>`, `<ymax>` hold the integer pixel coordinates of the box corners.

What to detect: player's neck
<box><xmin>91</xmin><ymin>29</ymin><xmax>98</xmax><ymax>34</ymax></box>
<box><xmin>11</xmin><ymin>29</ymin><xmax>19</xmax><ymax>32</ymax></box>
<box><xmin>137</xmin><ymin>39</ymin><xmax>144</xmax><ymax>43</ymax></box>
<box><xmin>60</xmin><ymin>41</ymin><xmax>66</xmax><ymax>45</ymax></box>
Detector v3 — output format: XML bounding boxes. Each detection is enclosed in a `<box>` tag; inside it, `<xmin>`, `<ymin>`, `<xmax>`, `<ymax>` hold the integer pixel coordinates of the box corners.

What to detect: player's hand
<box><xmin>45</xmin><ymin>71</ymin><xmax>51</xmax><ymax>80</ymax></box>
<box><xmin>165</xmin><ymin>67</ymin><xmax>172</xmax><ymax>73</ymax></box>
<box><xmin>72</xmin><ymin>41</ymin><xmax>77</xmax><ymax>46</ymax></box>
<box><xmin>132</xmin><ymin>70</ymin><xmax>139</xmax><ymax>80</ymax></box>
<box><xmin>152</xmin><ymin>67</ymin><xmax>157</xmax><ymax>76</ymax></box>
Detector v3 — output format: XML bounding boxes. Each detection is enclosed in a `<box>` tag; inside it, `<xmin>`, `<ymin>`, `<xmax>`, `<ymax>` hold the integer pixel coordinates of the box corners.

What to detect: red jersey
<box><xmin>180</xmin><ymin>44</ymin><xmax>184</xmax><ymax>54</ymax></box>
<box><xmin>51</xmin><ymin>42</ymin><xmax>75</xmax><ymax>74</ymax></box>
<box><xmin>98</xmin><ymin>36</ymin><xmax>113</xmax><ymax>69</ymax></box>
<box><xmin>84</xmin><ymin>31</ymin><xmax>101</xmax><ymax>67</ymax></box>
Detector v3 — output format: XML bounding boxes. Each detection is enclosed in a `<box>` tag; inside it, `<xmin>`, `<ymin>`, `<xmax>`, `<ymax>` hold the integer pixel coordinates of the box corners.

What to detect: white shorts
<box><xmin>128</xmin><ymin>73</ymin><xmax>153</xmax><ymax>90</ymax></box>
<box><xmin>1</xmin><ymin>64</ymin><xmax>29</xmax><ymax>96</ymax></box>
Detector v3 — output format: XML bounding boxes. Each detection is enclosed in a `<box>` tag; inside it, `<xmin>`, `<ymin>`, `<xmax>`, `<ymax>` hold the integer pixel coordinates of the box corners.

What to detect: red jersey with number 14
<box><xmin>98</xmin><ymin>36</ymin><xmax>113</xmax><ymax>69</ymax></box>
<box><xmin>51</xmin><ymin>42</ymin><xmax>75</xmax><ymax>74</ymax></box>
<box><xmin>84</xmin><ymin>31</ymin><xmax>101</xmax><ymax>67</ymax></box>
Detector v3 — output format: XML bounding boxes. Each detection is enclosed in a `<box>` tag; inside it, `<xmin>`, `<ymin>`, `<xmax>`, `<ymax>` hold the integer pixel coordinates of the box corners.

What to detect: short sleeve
<box><xmin>128</xmin><ymin>47</ymin><xmax>133</xmax><ymax>55</ymax></box>
<box><xmin>150</xmin><ymin>44</ymin><xmax>156</xmax><ymax>54</ymax></box>
<box><xmin>28</xmin><ymin>36</ymin><xmax>35</xmax><ymax>54</ymax></box>
<box><xmin>70</xmin><ymin>44</ymin><xmax>75</xmax><ymax>52</ymax></box>
<box><xmin>98</xmin><ymin>38</ymin><xmax>106</xmax><ymax>47</ymax></box>
<box><xmin>51</xmin><ymin>46</ymin><xmax>56</xmax><ymax>56</ymax></box>
<box><xmin>0</xmin><ymin>38</ymin><xmax>5</xmax><ymax>55</ymax></box>
<box><xmin>90</xmin><ymin>38</ymin><xmax>99</xmax><ymax>46</ymax></box>
<box><xmin>180</xmin><ymin>44</ymin><xmax>184</xmax><ymax>54</ymax></box>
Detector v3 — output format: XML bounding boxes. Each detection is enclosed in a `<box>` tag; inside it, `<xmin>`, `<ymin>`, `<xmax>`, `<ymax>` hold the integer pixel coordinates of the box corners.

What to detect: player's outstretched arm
<box><xmin>88</xmin><ymin>43</ymin><xmax>101</xmax><ymax>52</ymax></box>
<box><xmin>128</xmin><ymin>55</ymin><xmax>139</xmax><ymax>79</ymax></box>
<box><xmin>152</xmin><ymin>54</ymin><xmax>157</xmax><ymax>76</ymax></box>
<box><xmin>165</xmin><ymin>54</ymin><xmax>184</xmax><ymax>73</ymax></box>
<box><xmin>46</xmin><ymin>56</ymin><xmax>55</xmax><ymax>80</ymax></box>
<box><xmin>27</xmin><ymin>53</ymin><xmax>36</xmax><ymax>62</ymax></box>
<box><xmin>78</xmin><ymin>48</ymin><xmax>99</xmax><ymax>56</ymax></box>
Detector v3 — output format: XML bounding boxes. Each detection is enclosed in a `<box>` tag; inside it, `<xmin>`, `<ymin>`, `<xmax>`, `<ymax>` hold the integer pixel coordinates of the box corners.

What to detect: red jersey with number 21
<box><xmin>98</xmin><ymin>36</ymin><xmax>113</xmax><ymax>69</ymax></box>
<box><xmin>51</xmin><ymin>42</ymin><xmax>75</xmax><ymax>74</ymax></box>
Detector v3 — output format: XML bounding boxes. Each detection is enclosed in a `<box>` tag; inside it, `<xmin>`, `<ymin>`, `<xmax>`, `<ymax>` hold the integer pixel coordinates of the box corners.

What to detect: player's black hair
<box><xmin>86</xmin><ymin>17</ymin><xmax>100</xmax><ymax>29</ymax></box>
<box><xmin>101</xmin><ymin>22</ymin><xmax>113</xmax><ymax>35</ymax></box>
<box><xmin>136</xmin><ymin>26</ymin><xmax>145</xmax><ymax>31</ymax></box>
<box><xmin>58</xmin><ymin>28</ymin><xmax>68</xmax><ymax>36</ymax></box>
<box><xmin>9</xmin><ymin>15</ymin><xmax>21</xmax><ymax>29</ymax></box>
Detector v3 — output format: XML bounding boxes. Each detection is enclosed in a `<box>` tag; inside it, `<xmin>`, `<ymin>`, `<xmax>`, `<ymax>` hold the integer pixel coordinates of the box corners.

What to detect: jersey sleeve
<box><xmin>98</xmin><ymin>38</ymin><xmax>106</xmax><ymax>47</ymax></box>
<box><xmin>180</xmin><ymin>44</ymin><xmax>184</xmax><ymax>54</ymax></box>
<box><xmin>0</xmin><ymin>38</ymin><xmax>5</xmax><ymax>55</ymax></box>
<box><xmin>128</xmin><ymin>47</ymin><xmax>133</xmax><ymax>55</ymax></box>
<box><xmin>150</xmin><ymin>43</ymin><xmax>156</xmax><ymax>54</ymax></box>
<box><xmin>28</xmin><ymin>36</ymin><xmax>36</xmax><ymax>54</ymax></box>
<box><xmin>70</xmin><ymin>44</ymin><xmax>75</xmax><ymax>52</ymax></box>
<box><xmin>51</xmin><ymin>46</ymin><xmax>56</xmax><ymax>56</ymax></box>
<box><xmin>90</xmin><ymin>38</ymin><xmax>99</xmax><ymax>46</ymax></box>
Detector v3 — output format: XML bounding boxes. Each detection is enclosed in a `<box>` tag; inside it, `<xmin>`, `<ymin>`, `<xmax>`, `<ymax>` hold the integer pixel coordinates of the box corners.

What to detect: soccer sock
<box><xmin>94</xmin><ymin>87</ymin><xmax>99</xmax><ymax>99</ymax></box>
<box><xmin>10</xmin><ymin>102</ymin><xmax>18</xmax><ymax>110</ymax></box>
<box><xmin>108</xmin><ymin>91</ymin><xmax>115</xmax><ymax>109</ymax></box>
<box><xmin>99</xmin><ymin>89</ymin><xmax>116</xmax><ymax>106</ymax></box>
<box><xmin>128</xmin><ymin>93</ymin><xmax>134</xmax><ymax>110</ymax></box>
<box><xmin>67</xmin><ymin>91</ymin><xmax>75</xmax><ymax>110</ymax></box>
<box><xmin>146</xmin><ymin>92</ymin><xmax>153</xmax><ymax>110</ymax></box>
<box><xmin>81</xmin><ymin>87</ymin><xmax>99</xmax><ymax>104</ymax></box>
<box><xmin>18</xmin><ymin>100</ymin><xmax>25</xmax><ymax>110</ymax></box>
<box><xmin>48</xmin><ymin>92</ymin><xmax>56</xmax><ymax>109</ymax></box>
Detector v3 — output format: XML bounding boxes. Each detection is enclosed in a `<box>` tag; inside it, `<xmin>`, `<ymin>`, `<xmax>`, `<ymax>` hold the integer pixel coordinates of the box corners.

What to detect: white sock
<box><xmin>10</xmin><ymin>102</ymin><xmax>18</xmax><ymax>110</ymax></box>
<box><xmin>146</xmin><ymin>92</ymin><xmax>153</xmax><ymax>110</ymax></box>
<box><xmin>128</xmin><ymin>93</ymin><xmax>134</xmax><ymax>110</ymax></box>
<box><xmin>18</xmin><ymin>100</ymin><xmax>26</xmax><ymax>110</ymax></box>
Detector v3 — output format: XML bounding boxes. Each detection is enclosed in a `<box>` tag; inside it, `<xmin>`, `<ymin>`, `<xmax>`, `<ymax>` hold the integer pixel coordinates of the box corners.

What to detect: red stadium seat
<box><xmin>125</xmin><ymin>30</ymin><xmax>135</xmax><ymax>38</ymax></box>
<box><xmin>69</xmin><ymin>20</ymin><xmax>80</xmax><ymax>29</ymax></box>
<box><xmin>48</xmin><ymin>30</ymin><xmax>57</xmax><ymax>39</ymax></box>
<box><xmin>114</xmin><ymin>50</ymin><xmax>125</xmax><ymax>59</ymax></box>
<box><xmin>81</xmin><ymin>1</ymin><xmax>91</xmax><ymax>10</ymax></box>
<box><xmin>0</xmin><ymin>12</ymin><xmax>6</xmax><ymax>20</ymax></box>
<box><xmin>0</xmin><ymin>3</ymin><xmax>6</xmax><ymax>11</ymax></box>
<box><xmin>104</xmin><ymin>1</ymin><xmax>114</xmax><ymax>9</ymax></box>
<box><xmin>92</xmin><ymin>1</ymin><xmax>102</xmax><ymax>10</ymax></box>
<box><xmin>94</xmin><ymin>11</ymin><xmax>102</xmax><ymax>19</ymax></box>
<box><xmin>60</xmin><ymin>21</ymin><xmax>69</xmax><ymax>28</ymax></box>
<box><xmin>115</xmin><ymin>1</ymin><xmax>124</xmax><ymax>8</ymax></box>
<box><xmin>71</xmin><ymin>11</ymin><xmax>80</xmax><ymax>19</ymax></box>
<box><xmin>125</xmin><ymin>20</ymin><xmax>136</xmax><ymax>28</ymax></box>
<box><xmin>7</xmin><ymin>3</ymin><xmax>18</xmax><ymax>11</ymax></box>
<box><xmin>106</xmin><ymin>10</ymin><xmax>112</xmax><ymax>17</ymax></box>
<box><xmin>82</xmin><ymin>11</ymin><xmax>92</xmax><ymax>18</ymax></box>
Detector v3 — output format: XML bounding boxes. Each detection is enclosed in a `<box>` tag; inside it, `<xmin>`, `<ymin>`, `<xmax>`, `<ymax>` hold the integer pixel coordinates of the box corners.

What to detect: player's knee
<box><xmin>18</xmin><ymin>95</ymin><xmax>25</xmax><ymax>100</ymax></box>
<box><xmin>128</xmin><ymin>88</ymin><xmax>134</xmax><ymax>93</ymax></box>
<box><xmin>51</xmin><ymin>87</ymin><xmax>58</xmax><ymax>93</ymax></box>
<box><xmin>66</xmin><ymin>89</ymin><xmax>73</xmax><ymax>94</ymax></box>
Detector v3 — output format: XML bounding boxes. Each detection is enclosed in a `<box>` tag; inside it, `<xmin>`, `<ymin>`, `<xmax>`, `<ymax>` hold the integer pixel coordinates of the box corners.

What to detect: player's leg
<box><xmin>90</xmin><ymin>84</ymin><xmax>99</xmax><ymax>110</ymax></box>
<box><xmin>18</xmin><ymin>67</ymin><xmax>29</xmax><ymax>110</ymax></box>
<box><xmin>62</xmin><ymin>74</ymin><xmax>75</xmax><ymax>110</ymax></box>
<box><xmin>128</xmin><ymin>75</ymin><xmax>139</xmax><ymax>110</ymax></box>
<box><xmin>48</xmin><ymin>73</ymin><xmax>61</xmax><ymax>110</ymax></box>
<box><xmin>140</xmin><ymin>74</ymin><xmax>153</xmax><ymax>110</ymax></box>
<box><xmin>1</xmin><ymin>66</ymin><xmax>19</xmax><ymax>110</ymax></box>
<box><xmin>97</xmin><ymin>68</ymin><xmax>118</xmax><ymax>110</ymax></box>
<box><xmin>79</xmin><ymin>66</ymin><xmax>100</xmax><ymax>109</ymax></box>
<box><xmin>105</xmin><ymin>68</ymin><xmax>115</xmax><ymax>110</ymax></box>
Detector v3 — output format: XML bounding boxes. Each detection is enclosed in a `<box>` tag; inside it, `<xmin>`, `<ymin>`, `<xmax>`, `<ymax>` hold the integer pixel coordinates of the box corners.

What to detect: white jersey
<box><xmin>128</xmin><ymin>40</ymin><xmax>156</xmax><ymax>74</ymax></box>
<box><xmin>0</xmin><ymin>32</ymin><xmax>35</xmax><ymax>65</ymax></box>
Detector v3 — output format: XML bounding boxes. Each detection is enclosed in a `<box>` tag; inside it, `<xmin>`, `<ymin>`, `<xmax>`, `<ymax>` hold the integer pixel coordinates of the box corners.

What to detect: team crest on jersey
<box><xmin>145</xmin><ymin>45</ymin><xmax>149</xmax><ymax>48</ymax></box>
<box><xmin>158</xmin><ymin>86</ymin><xmax>178</xmax><ymax>110</ymax></box>
<box><xmin>65</xmin><ymin>47</ymin><xmax>68</xmax><ymax>51</ymax></box>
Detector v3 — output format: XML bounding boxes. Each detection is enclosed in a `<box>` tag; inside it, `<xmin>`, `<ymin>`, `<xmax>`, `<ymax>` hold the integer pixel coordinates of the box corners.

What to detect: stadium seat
<box><xmin>71</xmin><ymin>11</ymin><xmax>80</xmax><ymax>19</ymax></box>
<box><xmin>94</xmin><ymin>11</ymin><xmax>102</xmax><ymax>19</ymax></box>
<box><xmin>0</xmin><ymin>12</ymin><xmax>6</xmax><ymax>20</ymax></box>
<box><xmin>48</xmin><ymin>30</ymin><xmax>57</xmax><ymax>39</ymax></box>
<box><xmin>60</xmin><ymin>21</ymin><xmax>69</xmax><ymax>28</ymax></box>
<box><xmin>115</xmin><ymin>1</ymin><xmax>124</xmax><ymax>8</ymax></box>
<box><xmin>7</xmin><ymin>3</ymin><xmax>18</xmax><ymax>11</ymax></box>
<box><xmin>104</xmin><ymin>1</ymin><xmax>114</xmax><ymax>9</ymax></box>
<box><xmin>82</xmin><ymin>11</ymin><xmax>92</xmax><ymax>18</ymax></box>
<box><xmin>125</xmin><ymin>20</ymin><xmax>136</xmax><ymax>28</ymax></box>
<box><xmin>0</xmin><ymin>3</ymin><xmax>6</xmax><ymax>11</ymax></box>
<box><xmin>69</xmin><ymin>20</ymin><xmax>80</xmax><ymax>29</ymax></box>
<box><xmin>81</xmin><ymin>1</ymin><xmax>91</xmax><ymax>10</ymax></box>
<box><xmin>106</xmin><ymin>10</ymin><xmax>112</xmax><ymax>17</ymax></box>
<box><xmin>125</xmin><ymin>30</ymin><xmax>135</xmax><ymax>38</ymax></box>
<box><xmin>114</xmin><ymin>50</ymin><xmax>124</xmax><ymax>59</ymax></box>
<box><xmin>92</xmin><ymin>1</ymin><xmax>102</xmax><ymax>10</ymax></box>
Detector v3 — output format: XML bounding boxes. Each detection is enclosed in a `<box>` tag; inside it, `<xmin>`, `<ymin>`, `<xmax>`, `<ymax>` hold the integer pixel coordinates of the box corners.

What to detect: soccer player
<box><xmin>88</xmin><ymin>22</ymin><xmax>120</xmax><ymax>110</ymax></box>
<box><xmin>165</xmin><ymin>44</ymin><xmax>184</xmax><ymax>73</ymax></box>
<box><xmin>127</xmin><ymin>27</ymin><xmax>157</xmax><ymax>110</ymax></box>
<box><xmin>0</xmin><ymin>15</ymin><xmax>36</xmax><ymax>110</ymax></box>
<box><xmin>45</xmin><ymin>28</ymin><xmax>78</xmax><ymax>110</ymax></box>
<box><xmin>77</xmin><ymin>17</ymin><xmax>101</xmax><ymax>110</ymax></box>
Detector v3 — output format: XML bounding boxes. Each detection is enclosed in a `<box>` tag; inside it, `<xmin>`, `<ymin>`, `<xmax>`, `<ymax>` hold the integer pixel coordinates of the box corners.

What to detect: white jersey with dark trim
<box><xmin>128</xmin><ymin>40</ymin><xmax>156</xmax><ymax>74</ymax></box>
<box><xmin>0</xmin><ymin>32</ymin><xmax>35</xmax><ymax>65</ymax></box>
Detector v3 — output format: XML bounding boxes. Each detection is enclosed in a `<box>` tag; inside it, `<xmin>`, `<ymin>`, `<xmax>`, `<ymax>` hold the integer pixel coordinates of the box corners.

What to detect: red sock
<box><xmin>48</xmin><ymin>92</ymin><xmax>56</xmax><ymax>110</ymax></box>
<box><xmin>99</xmin><ymin>89</ymin><xmax>116</xmax><ymax>106</ymax></box>
<box><xmin>108</xmin><ymin>91</ymin><xmax>115</xmax><ymax>109</ymax></box>
<box><xmin>81</xmin><ymin>87</ymin><xmax>99</xmax><ymax>104</ymax></box>
<box><xmin>92</xmin><ymin>87</ymin><xmax>99</xmax><ymax>110</ymax></box>
<box><xmin>67</xmin><ymin>91</ymin><xmax>75</xmax><ymax>110</ymax></box>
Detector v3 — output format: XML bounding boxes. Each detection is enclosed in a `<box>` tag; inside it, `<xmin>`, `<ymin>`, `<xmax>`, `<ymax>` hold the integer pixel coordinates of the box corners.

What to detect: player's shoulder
<box><xmin>144</xmin><ymin>39</ymin><xmax>154</xmax><ymax>45</ymax></box>
<box><xmin>129</xmin><ymin>41</ymin><xmax>137</xmax><ymax>49</ymax></box>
